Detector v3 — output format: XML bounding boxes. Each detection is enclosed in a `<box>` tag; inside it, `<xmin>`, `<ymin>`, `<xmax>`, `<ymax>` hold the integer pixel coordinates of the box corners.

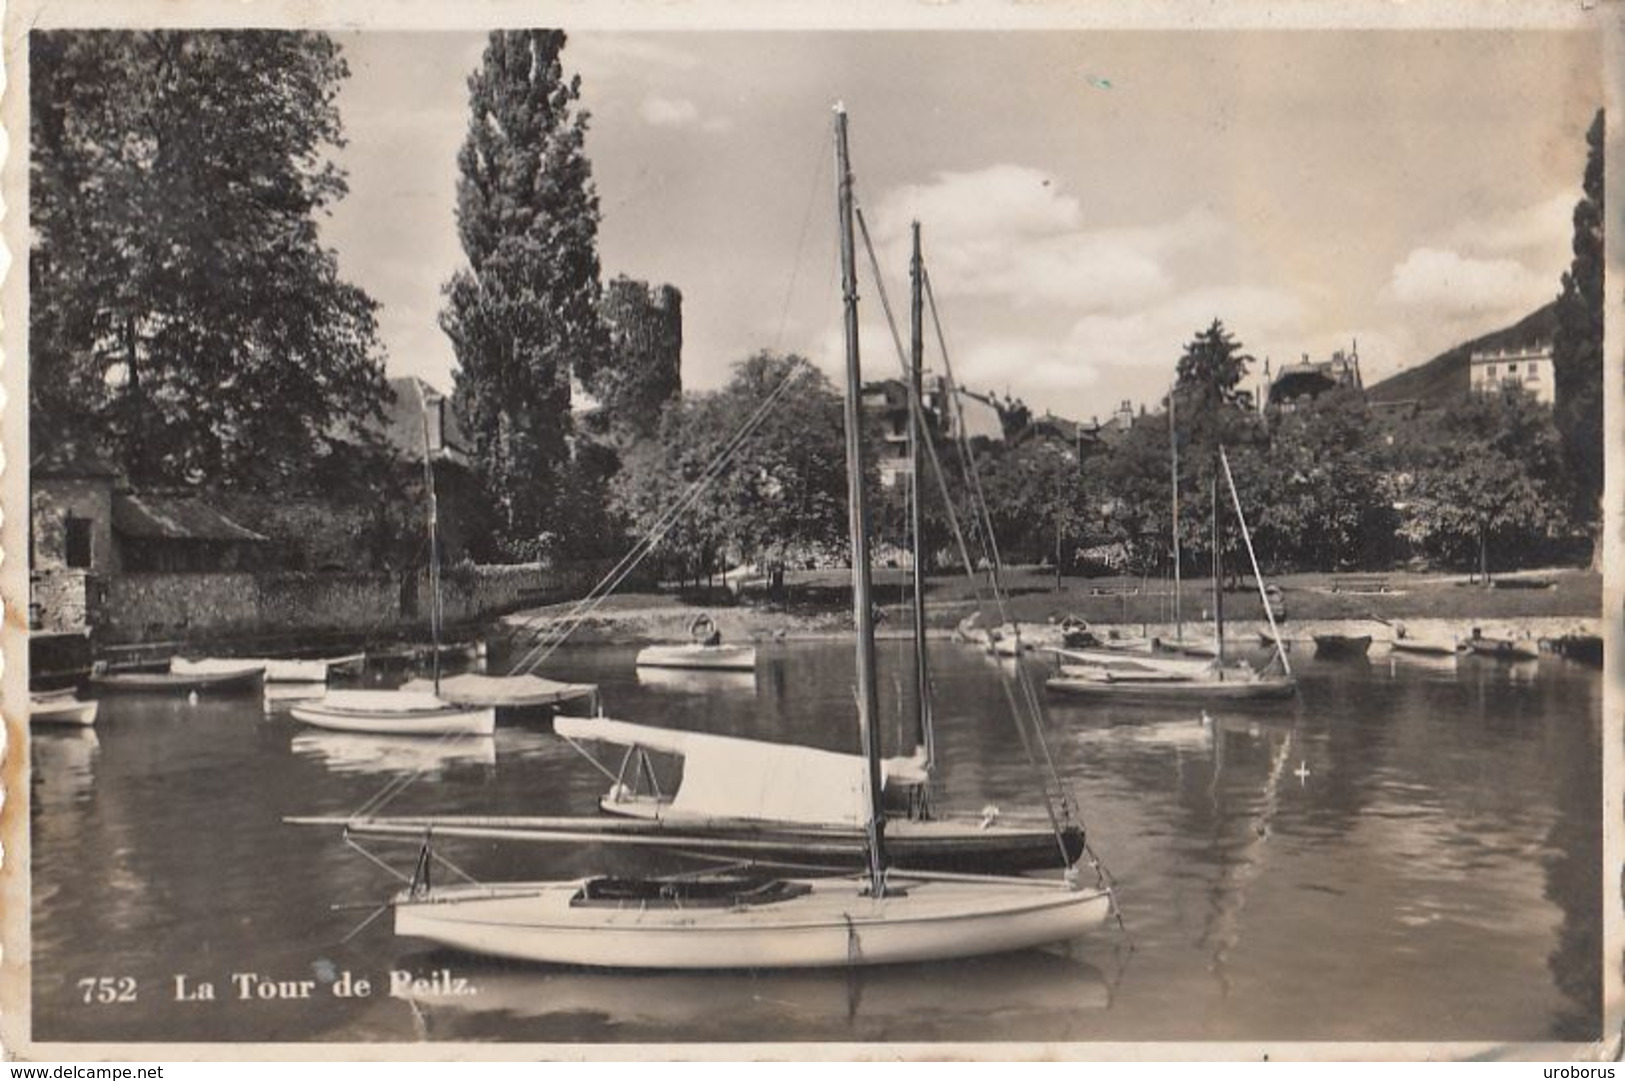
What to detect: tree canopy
<box><xmin>440</xmin><ymin>30</ymin><xmax>612</xmax><ymax>560</ymax></box>
<box><xmin>29</xmin><ymin>30</ymin><xmax>387</xmax><ymax>488</ymax></box>
<box><xmin>1551</xmin><ymin>108</ymin><xmax>1604</xmax><ymax>537</ymax></box>
<box><xmin>612</xmin><ymin>352</ymin><xmax>858</xmax><ymax>579</ymax></box>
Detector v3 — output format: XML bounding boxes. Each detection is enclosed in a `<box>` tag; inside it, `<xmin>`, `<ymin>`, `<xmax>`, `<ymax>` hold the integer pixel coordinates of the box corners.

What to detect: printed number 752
<box><xmin>77</xmin><ymin>977</ymin><xmax>137</xmax><ymax>1004</ymax></box>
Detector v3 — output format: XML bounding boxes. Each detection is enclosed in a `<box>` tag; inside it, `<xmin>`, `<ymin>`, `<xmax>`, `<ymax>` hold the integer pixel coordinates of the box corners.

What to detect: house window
<box><xmin>1508</xmin><ymin>363</ymin><xmax>1518</xmax><ymax>373</ymax></box>
<box><xmin>64</xmin><ymin>516</ymin><xmax>92</xmax><ymax>569</ymax></box>
<box><xmin>1486</xmin><ymin>365</ymin><xmax>1497</xmax><ymax>377</ymax></box>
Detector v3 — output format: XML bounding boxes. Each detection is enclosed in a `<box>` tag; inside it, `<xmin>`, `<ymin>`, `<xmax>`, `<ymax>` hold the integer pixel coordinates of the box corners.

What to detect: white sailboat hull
<box><xmin>290</xmin><ymin>690</ymin><xmax>495</xmax><ymax>737</ymax></box>
<box><xmin>395</xmin><ymin>875</ymin><xmax>1112</xmax><ymax>969</ymax></box>
<box><xmin>635</xmin><ymin>643</ymin><xmax>757</xmax><ymax>671</ymax></box>
<box><xmin>30</xmin><ymin>696</ymin><xmax>99</xmax><ymax>726</ymax></box>
<box><xmin>173</xmin><ymin>655</ymin><xmax>362</xmax><ymax>683</ymax></box>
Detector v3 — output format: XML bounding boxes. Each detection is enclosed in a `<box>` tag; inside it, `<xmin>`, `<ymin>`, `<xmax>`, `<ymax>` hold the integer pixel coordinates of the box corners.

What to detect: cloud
<box><xmin>869</xmin><ymin>166</ymin><xmax>1226</xmax><ymax>310</ymax></box>
<box><xmin>640</xmin><ymin>95</ymin><xmax>699</xmax><ymax>127</ymax></box>
<box><xmin>1383</xmin><ymin>247</ymin><xmax>1554</xmax><ymax>316</ymax></box>
<box><xmin>638</xmin><ymin>95</ymin><xmax>734</xmax><ymax>133</ymax></box>
<box><xmin>1446</xmin><ymin>191</ymin><xmax>1577</xmax><ymax>256</ymax></box>
<box><xmin>569</xmin><ymin>35</ymin><xmax>701</xmax><ymax>75</ymax></box>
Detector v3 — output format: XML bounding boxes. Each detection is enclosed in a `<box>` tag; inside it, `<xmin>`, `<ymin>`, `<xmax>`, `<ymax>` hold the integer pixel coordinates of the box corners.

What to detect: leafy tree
<box><xmin>440</xmin><ymin>30</ymin><xmax>611</xmax><ymax>560</ymax></box>
<box><xmin>593</xmin><ymin>276</ymin><xmax>683</xmax><ymax>440</ymax></box>
<box><xmin>29</xmin><ymin>30</ymin><xmax>387</xmax><ymax>488</ymax></box>
<box><xmin>1551</xmin><ymin>108</ymin><xmax>1604</xmax><ymax>555</ymax></box>
<box><xmin>612</xmin><ymin>353</ymin><xmax>858</xmax><ymax>582</ymax></box>
<box><xmin>974</xmin><ymin>438</ymin><xmax>1086</xmax><ymax>571</ymax></box>
<box><xmin>1393</xmin><ymin>392</ymin><xmax>1571</xmax><ymax>575</ymax></box>
<box><xmin>1248</xmin><ymin>388</ymin><xmax>1397</xmax><ymax>571</ymax></box>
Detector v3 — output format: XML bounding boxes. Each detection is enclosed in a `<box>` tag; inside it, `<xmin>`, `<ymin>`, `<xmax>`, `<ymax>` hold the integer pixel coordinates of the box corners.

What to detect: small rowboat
<box><xmin>393</xmin><ymin>871</ymin><xmax>1112</xmax><ymax>970</ymax></box>
<box><xmin>1466</xmin><ymin>634</ymin><xmax>1540</xmax><ymax>662</ymax></box>
<box><xmin>635</xmin><ymin>643</ymin><xmax>757</xmax><ymax>671</ymax></box>
<box><xmin>1391</xmin><ymin>635</ymin><xmax>1461</xmax><ymax>657</ymax></box>
<box><xmin>174</xmin><ymin>654</ymin><xmax>364</xmax><ymax>683</ymax></box>
<box><xmin>1313</xmin><ymin>634</ymin><xmax>1372</xmax><ymax>658</ymax></box>
<box><xmin>88</xmin><ymin>662</ymin><xmax>265</xmax><ymax>694</ymax></box>
<box><xmin>30</xmin><ymin>694</ymin><xmax>99</xmax><ymax>726</ymax></box>
<box><xmin>290</xmin><ymin>689</ymin><xmax>495</xmax><ymax>737</ymax></box>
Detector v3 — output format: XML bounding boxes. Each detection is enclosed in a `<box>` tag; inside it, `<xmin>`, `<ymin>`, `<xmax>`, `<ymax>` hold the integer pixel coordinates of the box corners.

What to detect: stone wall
<box><xmin>98</xmin><ymin>560</ymin><xmax>639</xmax><ymax>644</ymax></box>
<box><xmin>32</xmin><ymin>477</ymin><xmax>116</xmax><ymax>574</ymax></box>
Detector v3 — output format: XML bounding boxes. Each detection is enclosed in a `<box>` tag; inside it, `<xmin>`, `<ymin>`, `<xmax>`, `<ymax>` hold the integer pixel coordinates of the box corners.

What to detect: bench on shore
<box><xmin>1331</xmin><ymin>575</ymin><xmax>1394</xmax><ymax>595</ymax></box>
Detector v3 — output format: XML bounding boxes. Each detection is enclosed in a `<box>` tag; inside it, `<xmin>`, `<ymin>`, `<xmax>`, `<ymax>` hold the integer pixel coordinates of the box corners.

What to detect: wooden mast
<box><xmin>420</xmin><ymin>404</ymin><xmax>443</xmax><ymax>693</ymax></box>
<box><xmin>908</xmin><ymin>221</ymin><xmax>935</xmax><ymax>778</ymax></box>
<box><xmin>1170</xmin><ymin>385</ymin><xmax>1182</xmax><ymax>642</ymax></box>
<box><xmin>1211</xmin><ymin>467</ymin><xmax>1225</xmax><ymax>665</ymax></box>
<box><xmin>834</xmin><ymin>104</ymin><xmax>888</xmax><ymax>894</ymax></box>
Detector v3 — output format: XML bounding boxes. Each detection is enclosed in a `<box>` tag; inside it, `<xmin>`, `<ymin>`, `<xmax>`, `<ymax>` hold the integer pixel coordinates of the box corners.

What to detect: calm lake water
<box><xmin>29</xmin><ymin>638</ymin><xmax>1602</xmax><ymax>1046</ymax></box>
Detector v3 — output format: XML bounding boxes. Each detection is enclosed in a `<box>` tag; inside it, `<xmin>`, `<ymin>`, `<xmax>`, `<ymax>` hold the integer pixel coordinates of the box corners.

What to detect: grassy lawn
<box><xmin>523</xmin><ymin>564</ymin><xmax>1600</xmax><ymax>629</ymax></box>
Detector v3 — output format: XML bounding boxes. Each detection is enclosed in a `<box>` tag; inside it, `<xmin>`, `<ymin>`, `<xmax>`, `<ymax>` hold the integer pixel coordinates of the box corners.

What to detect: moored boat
<box><xmin>1047</xmin><ymin>667</ymin><xmax>1296</xmax><ymax>702</ymax></box>
<box><xmin>1390</xmin><ymin>630</ymin><xmax>1461</xmax><ymax>657</ymax></box>
<box><xmin>289</xmin><ymin>689</ymin><xmax>495</xmax><ymax>737</ymax></box>
<box><xmin>30</xmin><ymin>693</ymin><xmax>99</xmax><ymax>726</ymax></box>
<box><xmin>174</xmin><ymin>653</ymin><xmax>364</xmax><ymax>683</ymax></box>
<box><xmin>394</xmin><ymin>871</ymin><xmax>1111</xmax><ymax>970</ymax></box>
<box><xmin>546</xmin><ymin>715</ymin><xmax>1077</xmax><ymax>874</ymax></box>
<box><xmin>634</xmin><ymin>642</ymin><xmax>757</xmax><ymax>671</ymax></box>
<box><xmin>1466</xmin><ymin>629</ymin><xmax>1540</xmax><ymax>662</ymax></box>
<box><xmin>1313</xmin><ymin>634</ymin><xmax>1372</xmax><ymax>658</ymax></box>
<box><xmin>87</xmin><ymin>661</ymin><xmax>265</xmax><ymax>694</ymax></box>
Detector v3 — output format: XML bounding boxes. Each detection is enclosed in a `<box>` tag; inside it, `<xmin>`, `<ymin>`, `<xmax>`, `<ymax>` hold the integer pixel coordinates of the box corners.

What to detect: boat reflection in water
<box><xmin>635</xmin><ymin>665</ymin><xmax>757</xmax><ymax>695</ymax></box>
<box><xmin>390</xmin><ymin>946</ymin><xmax>1108</xmax><ymax>1042</ymax></box>
<box><xmin>290</xmin><ymin>732</ymin><xmax>495</xmax><ymax>777</ymax></box>
<box><xmin>263</xmin><ymin>681</ymin><xmax>329</xmax><ymax>708</ymax></box>
<box><xmin>30</xmin><ymin>728</ymin><xmax>101</xmax><ymax>811</ymax></box>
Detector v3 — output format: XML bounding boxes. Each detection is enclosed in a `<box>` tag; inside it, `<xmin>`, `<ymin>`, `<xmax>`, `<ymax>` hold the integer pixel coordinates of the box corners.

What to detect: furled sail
<box><xmin>555</xmin><ymin>716</ymin><xmax>925</xmax><ymax>827</ymax></box>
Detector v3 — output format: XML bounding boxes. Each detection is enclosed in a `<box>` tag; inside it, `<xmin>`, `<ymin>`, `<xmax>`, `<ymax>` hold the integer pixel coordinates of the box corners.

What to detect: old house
<box><xmin>1265</xmin><ymin>346</ymin><xmax>1364</xmax><ymax>411</ymax></box>
<box><xmin>1468</xmin><ymin>342</ymin><xmax>1555</xmax><ymax>403</ymax></box>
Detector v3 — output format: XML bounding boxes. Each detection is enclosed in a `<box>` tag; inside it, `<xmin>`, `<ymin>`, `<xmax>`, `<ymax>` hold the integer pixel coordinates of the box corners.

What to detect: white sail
<box><xmin>554</xmin><ymin>716</ymin><xmax>928</xmax><ymax>826</ymax></box>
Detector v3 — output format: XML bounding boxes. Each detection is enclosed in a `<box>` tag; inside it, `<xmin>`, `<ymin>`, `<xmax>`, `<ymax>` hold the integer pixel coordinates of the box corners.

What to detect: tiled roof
<box><xmin>112</xmin><ymin>494</ymin><xmax>269</xmax><ymax>543</ymax></box>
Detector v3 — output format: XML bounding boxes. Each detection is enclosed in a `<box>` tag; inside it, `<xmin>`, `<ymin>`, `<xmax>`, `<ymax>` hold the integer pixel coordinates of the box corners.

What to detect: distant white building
<box><xmin>1469</xmin><ymin>343</ymin><xmax>1554</xmax><ymax>403</ymax></box>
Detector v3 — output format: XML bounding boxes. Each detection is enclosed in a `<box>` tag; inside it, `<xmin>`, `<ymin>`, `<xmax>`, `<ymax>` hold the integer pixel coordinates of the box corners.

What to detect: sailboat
<box><xmin>311</xmin><ymin>204</ymin><xmax>1085</xmax><ymax>875</ymax></box>
<box><xmin>1155</xmin><ymin>387</ymin><xmax>1217</xmax><ymax>659</ymax></box>
<box><xmin>289</xmin><ymin>406</ymin><xmax>496</xmax><ymax>738</ymax></box>
<box><xmin>369</xmin><ymin>107</ymin><xmax>1113</xmax><ymax>968</ymax></box>
<box><xmin>1048</xmin><ymin>447</ymin><xmax>1295</xmax><ymax>703</ymax></box>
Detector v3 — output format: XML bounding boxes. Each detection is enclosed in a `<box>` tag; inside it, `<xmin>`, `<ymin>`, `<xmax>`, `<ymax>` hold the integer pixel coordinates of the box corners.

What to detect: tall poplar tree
<box><xmin>1550</xmin><ymin>108</ymin><xmax>1604</xmax><ymax>560</ymax></box>
<box><xmin>440</xmin><ymin>30</ymin><xmax>611</xmax><ymax>560</ymax></box>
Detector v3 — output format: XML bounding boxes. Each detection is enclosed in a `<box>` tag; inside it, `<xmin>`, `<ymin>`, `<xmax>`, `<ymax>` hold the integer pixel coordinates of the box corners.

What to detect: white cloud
<box><xmin>640</xmin><ymin>95</ymin><xmax>700</xmax><ymax>127</ymax></box>
<box><xmin>1383</xmin><ymin>247</ymin><xmax>1553</xmax><ymax>316</ymax></box>
<box><xmin>637</xmin><ymin>95</ymin><xmax>734</xmax><ymax>133</ymax></box>
<box><xmin>869</xmin><ymin>166</ymin><xmax>1226</xmax><ymax>310</ymax></box>
<box><xmin>570</xmin><ymin>35</ymin><xmax>701</xmax><ymax>74</ymax></box>
<box><xmin>1446</xmin><ymin>191</ymin><xmax>1577</xmax><ymax>256</ymax></box>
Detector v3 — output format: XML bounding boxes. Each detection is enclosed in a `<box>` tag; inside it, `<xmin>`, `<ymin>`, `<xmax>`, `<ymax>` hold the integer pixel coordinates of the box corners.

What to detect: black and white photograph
<box><xmin>2</xmin><ymin>1</ymin><xmax>1619</xmax><ymax>1061</ymax></box>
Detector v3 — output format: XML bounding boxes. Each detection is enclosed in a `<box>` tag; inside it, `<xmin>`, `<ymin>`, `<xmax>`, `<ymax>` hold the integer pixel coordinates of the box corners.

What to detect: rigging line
<box><xmin>513</xmin><ymin>371</ymin><xmax>805</xmax><ymax>668</ymax></box>
<box><xmin>921</xmin><ymin>264</ymin><xmax>1086</xmax><ymax>829</ymax></box>
<box><xmin>510</xmin><ymin>362</ymin><xmax>803</xmax><ymax>661</ymax></box>
<box><xmin>504</xmin><ymin>366</ymin><xmax>807</xmax><ymax>673</ymax></box>
<box><xmin>506</xmin><ymin>135</ymin><xmax>833</xmax><ymax>674</ymax></box>
<box><xmin>850</xmin><ymin>205</ymin><xmax>1073</xmax><ymax>864</ymax></box>
<box><xmin>770</xmin><ymin>131</ymin><xmax>832</xmax><ymax>352</ymax></box>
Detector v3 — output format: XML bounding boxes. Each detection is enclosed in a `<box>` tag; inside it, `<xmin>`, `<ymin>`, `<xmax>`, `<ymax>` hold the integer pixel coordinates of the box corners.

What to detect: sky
<box><xmin>321</xmin><ymin>29</ymin><xmax>1602</xmax><ymax>423</ymax></box>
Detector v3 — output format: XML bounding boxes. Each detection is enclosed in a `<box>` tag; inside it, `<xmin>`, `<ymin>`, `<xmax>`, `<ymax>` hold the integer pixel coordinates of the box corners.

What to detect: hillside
<box><xmin>1367</xmin><ymin>301</ymin><xmax>1558</xmax><ymax>405</ymax></box>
